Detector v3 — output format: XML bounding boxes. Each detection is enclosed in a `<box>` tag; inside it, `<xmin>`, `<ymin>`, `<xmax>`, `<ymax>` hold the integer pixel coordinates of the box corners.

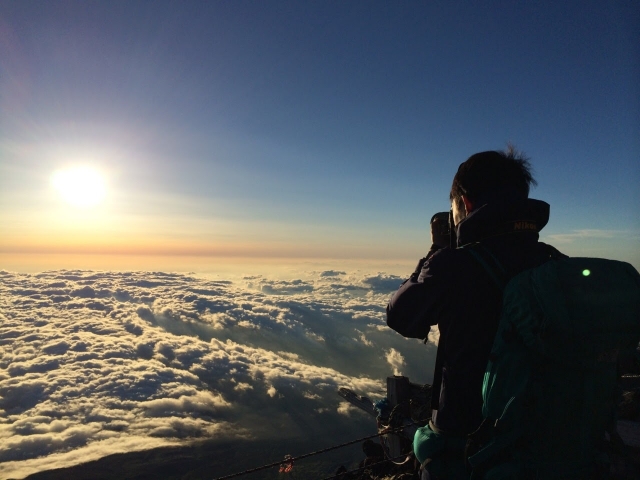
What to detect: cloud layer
<box><xmin>0</xmin><ymin>268</ymin><xmax>434</xmax><ymax>478</ymax></box>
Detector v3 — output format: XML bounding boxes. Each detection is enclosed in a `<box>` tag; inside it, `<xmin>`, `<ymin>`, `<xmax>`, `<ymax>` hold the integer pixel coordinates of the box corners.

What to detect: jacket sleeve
<box><xmin>386</xmin><ymin>247</ymin><xmax>452</xmax><ymax>339</ymax></box>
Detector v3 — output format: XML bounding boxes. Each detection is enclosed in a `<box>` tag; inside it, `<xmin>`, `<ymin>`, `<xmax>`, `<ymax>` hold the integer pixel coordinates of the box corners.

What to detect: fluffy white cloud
<box><xmin>337</xmin><ymin>401</ymin><xmax>363</xmax><ymax>417</ymax></box>
<box><xmin>386</xmin><ymin>348</ymin><xmax>406</xmax><ymax>376</ymax></box>
<box><xmin>428</xmin><ymin>325</ymin><xmax>440</xmax><ymax>346</ymax></box>
<box><xmin>0</xmin><ymin>268</ymin><xmax>432</xmax><ymax>478</ymax></box>
<box><xmin>545</xmin><ymin>229</ymin><xmax>618</xmax><ymax>243</ymax></box>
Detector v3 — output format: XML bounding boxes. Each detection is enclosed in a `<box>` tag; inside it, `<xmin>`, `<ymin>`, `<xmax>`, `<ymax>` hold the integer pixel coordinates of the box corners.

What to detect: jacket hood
<box><xmin>455</xmin><ymin>196</ymin><xmax>550</xmax><ymax>247</ymax></box>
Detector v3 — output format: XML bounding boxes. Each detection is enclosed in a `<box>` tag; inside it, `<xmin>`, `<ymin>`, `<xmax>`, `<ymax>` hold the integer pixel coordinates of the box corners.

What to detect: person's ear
<box><xmin>462</xmin><ymin>195</ymin><xmax>474</xmax><ymax>214</ymax></box>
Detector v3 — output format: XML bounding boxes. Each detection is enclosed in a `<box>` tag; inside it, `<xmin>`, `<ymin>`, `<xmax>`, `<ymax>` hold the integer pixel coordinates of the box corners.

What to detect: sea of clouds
<box><xmin>0</xmin><ymin>268</ymin><xmax>437</xmax><ymax>478</ymax></box>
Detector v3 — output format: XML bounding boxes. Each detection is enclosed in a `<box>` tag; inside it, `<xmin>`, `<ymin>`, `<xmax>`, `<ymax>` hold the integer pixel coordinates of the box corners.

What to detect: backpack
<box><xmin>465</xmin><ymin>247</ymin><xmax>640</xmax><ymax>479</ymax></box>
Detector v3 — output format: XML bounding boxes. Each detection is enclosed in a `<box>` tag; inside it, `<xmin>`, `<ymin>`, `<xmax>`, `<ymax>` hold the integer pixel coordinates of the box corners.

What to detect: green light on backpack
<box><xmin>582</xmin><ymin>269</ymin><xmax>591</xmax><ymax>276</ymax></box>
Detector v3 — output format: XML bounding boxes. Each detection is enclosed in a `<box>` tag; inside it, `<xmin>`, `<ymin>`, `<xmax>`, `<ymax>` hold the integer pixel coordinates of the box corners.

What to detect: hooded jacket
<box><xmin>386</xmin><ymin>195</ymin><xmax>563</xmax><ymax>435</ymax></box>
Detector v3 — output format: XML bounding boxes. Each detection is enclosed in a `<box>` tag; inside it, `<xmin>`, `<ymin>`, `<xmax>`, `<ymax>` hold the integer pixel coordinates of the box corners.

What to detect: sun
<box><xmin>51</xmin><ymin>166</ymin><xmax>107</xmax><ymax>208</ymax></box>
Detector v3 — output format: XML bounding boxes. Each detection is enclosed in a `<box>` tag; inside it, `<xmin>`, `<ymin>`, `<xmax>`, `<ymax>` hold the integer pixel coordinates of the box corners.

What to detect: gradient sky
<box><xmin>1</xmin><ymin>1</ymin><xmax>638</xmax><ymax>273</ymax></box>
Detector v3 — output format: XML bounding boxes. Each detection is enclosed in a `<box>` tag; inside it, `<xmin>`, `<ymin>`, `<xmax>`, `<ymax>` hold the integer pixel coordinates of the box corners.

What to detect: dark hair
<box><xmin>450</xmin><ymin>146</ymin><xmax>537</xmax><ymax>210</ymax></box>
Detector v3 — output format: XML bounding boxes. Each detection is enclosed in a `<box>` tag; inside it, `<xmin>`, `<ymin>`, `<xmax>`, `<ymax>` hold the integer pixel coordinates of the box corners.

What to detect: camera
<box><xmin>430</xmin><ymin>211</ymin><xmax>455</xmax><ymax>248</ymax></box>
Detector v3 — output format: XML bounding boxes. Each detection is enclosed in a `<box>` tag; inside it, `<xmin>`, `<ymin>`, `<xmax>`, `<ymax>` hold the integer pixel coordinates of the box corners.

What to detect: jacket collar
<box><xmin>455</xmin><ymin>196</ymin><xmax>550</xmax><ymax>247</ymax></box>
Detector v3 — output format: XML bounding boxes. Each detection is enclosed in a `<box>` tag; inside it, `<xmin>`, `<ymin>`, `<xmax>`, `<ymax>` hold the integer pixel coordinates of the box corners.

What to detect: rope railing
<box><xmin>319</xmin><ymin>453</ymin><xmax>412</xmax><ymax>480</ymax></box>
<box><xmin>211</xmin><ymin>418</ymin><xmax>427</xmax><ymax>480</ymax></box>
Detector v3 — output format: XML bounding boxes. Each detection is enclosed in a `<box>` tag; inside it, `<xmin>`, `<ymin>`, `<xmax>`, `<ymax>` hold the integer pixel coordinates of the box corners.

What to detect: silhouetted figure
<box><xmin>387</xmin><ymin>148</ymin><xmax>563</xmax><ymax>479</ymax></box>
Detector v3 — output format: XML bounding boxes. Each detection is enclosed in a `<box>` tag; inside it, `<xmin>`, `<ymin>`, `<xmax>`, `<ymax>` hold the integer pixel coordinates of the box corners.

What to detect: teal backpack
<box><xmin>465</xmin><ymin>249</ymin><xmax>640</xmax><ymax>479</ymax></box>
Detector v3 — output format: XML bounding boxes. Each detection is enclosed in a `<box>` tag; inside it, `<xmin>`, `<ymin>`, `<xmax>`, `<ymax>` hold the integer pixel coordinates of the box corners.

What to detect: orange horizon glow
<box><xmin>0</xmin><ymin>251</ymin><xmax>416</xmax><ymax>277</ymax></box>
<box><xmin>0</xmin><ymin>240</ymin><xmax>409</xmax><ymax>259</ymax></box>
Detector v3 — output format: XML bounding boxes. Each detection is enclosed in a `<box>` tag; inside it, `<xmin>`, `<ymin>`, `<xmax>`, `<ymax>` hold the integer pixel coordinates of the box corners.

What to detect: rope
<box><xmin>382</xmin><ymin>402</ymin><xmax>422</xmax><ymax>465</ymax></box>
<box><xmin>380</xmin><ymin>432</ymin><xmax>412</xmax><ymax>466</ymax></box>
<box><xmin>212</xmin><ymin>419</ymin><xmax>428</xmax><ymax>480</ymax></box>
<box><xmin>319</xmin><ymin>453</ymin><xmax>412</xmax><ymax>480</ymax></box>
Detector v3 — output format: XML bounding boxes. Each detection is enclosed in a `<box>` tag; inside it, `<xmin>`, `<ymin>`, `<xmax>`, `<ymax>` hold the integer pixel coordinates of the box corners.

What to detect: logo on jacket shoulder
<box><xmin>513</xmin><ymin>221</ymin><xmax>537</xmax><ymax>231</ymax></box>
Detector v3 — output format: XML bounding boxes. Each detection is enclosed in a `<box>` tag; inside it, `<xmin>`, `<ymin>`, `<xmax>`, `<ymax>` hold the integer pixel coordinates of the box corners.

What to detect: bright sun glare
<box><xmin>51</xmin><ymin>166</ymin><xmax>107</xmax><ymax>208</ymax></box>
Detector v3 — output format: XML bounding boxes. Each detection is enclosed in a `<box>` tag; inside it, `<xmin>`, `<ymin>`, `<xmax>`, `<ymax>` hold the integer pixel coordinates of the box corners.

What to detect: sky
<box><xmin>0</xmin><ymin>0</ymin><xmax>638</xmax><ymax>274</ymax></box>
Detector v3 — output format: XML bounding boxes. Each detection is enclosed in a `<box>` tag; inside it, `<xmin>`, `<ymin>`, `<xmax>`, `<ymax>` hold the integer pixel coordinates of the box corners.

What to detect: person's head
<box><xmin>450</xmin><ymin>146</ymin><xmax>536</xmax><ymax>225</ymax></box>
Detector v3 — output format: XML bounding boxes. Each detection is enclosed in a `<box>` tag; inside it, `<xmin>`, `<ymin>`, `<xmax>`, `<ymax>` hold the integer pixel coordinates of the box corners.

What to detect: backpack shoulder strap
<box><xmin>464</xmin><ymin>243</ymin><xmax>509</xmax><ymax>291</ymax></box>
<box><xmin>430</xmin><ymin>243</ymin><xmax>508</xmax><ymax>411</ymax></box>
